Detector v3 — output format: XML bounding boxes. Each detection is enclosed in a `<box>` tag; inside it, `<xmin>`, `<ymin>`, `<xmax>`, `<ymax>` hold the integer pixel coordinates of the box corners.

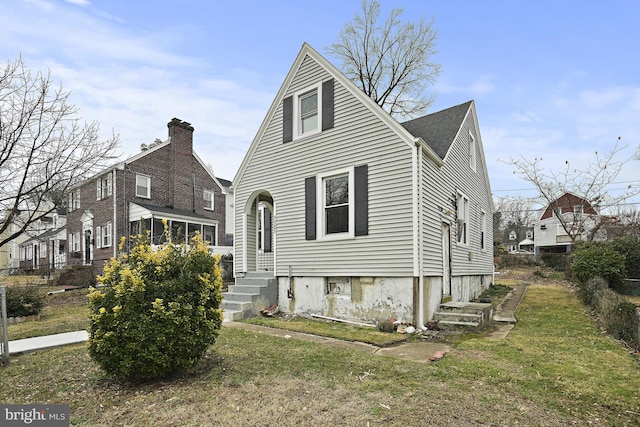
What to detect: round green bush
<box><xmin>571</xmin><ymin>243</ymin><xmax>626</xmax><ymax>292</ymax></box>
<box><xmin>5</xmin><ymin>285</ymin><xmax>45</xmax><ymax>317</ymax></box>
<box><xmin>88</xmin><ymin>232</ymin><xmax>223</xmax><ymax>381</ymax></box>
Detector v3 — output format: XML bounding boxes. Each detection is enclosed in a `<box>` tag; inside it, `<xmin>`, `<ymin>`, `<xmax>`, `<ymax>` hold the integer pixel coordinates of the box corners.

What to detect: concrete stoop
<box><xmin>433</xmin><ymin>302</ymin><xmax>494</xmax><ymax>328</ymax></box>
<box><xmin>221</xmin><ymin>273</ymin><xmax>277</xmax><ymax>322</ymax></box>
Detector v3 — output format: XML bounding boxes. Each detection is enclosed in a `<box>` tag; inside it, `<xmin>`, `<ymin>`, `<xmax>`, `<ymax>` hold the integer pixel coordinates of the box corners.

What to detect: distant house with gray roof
<box><xmin>229</xmin><ymin>43</ymin><xmax>494</xmax><ymax>326</ymax></box>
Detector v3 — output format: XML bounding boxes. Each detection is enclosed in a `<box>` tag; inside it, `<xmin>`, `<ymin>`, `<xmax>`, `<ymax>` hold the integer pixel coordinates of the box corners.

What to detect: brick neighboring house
<box><xmin>65</xmin><ymin>118</ymin><xmax>231</xmax><ymax>274</ymax></box>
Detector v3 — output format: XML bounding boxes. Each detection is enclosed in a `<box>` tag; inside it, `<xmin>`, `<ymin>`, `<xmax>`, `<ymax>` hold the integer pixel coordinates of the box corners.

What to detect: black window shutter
<box><xmin>322</xmin><ymin>79</ymin><xmax>334</xmax><ymax>131</ymax></box>
<box><xmin>264</xmin><ymin>208</ymin><xmax>272</xmax><ymax>252</ymax></box>
<box><xmin>283</xmin><ymin>95</ymin><xmax>293</xmax><ymax>143</ymax></box>
<box><xmin>305</xmin><ymin>177</ymin><xmax>316</xmax><ymax>240</ymax></box>
<box><xmin>354</xmin><ymin>164</ymin><xmax>368</xmax><ymax>236</ymax></box>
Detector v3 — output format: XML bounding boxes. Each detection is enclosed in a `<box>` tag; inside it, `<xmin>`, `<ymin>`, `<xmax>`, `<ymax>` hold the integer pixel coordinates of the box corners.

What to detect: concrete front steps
<box><xmin>221</xmin><ymin>273</ymin><xmax>277</xmax><ymax>322</ymax></box>
<box><xmin>433</xmin><ymin>302</ymin><xmax>494</xmax><ymax>328</ymax></box>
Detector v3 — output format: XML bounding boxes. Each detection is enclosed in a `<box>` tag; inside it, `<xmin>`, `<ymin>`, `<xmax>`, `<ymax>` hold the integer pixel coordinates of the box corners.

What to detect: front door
<box><xmin>84</xmin><ymin>230</ymin><xmax>92</xmax><ymax>264</ymax></box>
<box><xmin>257</xmin><ymin>202</ymin><xmax>274</xmax><ymax>272</ymax></box>
<box><xmin>33</xmin><ymin>245</ymin><xmax>39</xmax><ymax>270</ymax></box>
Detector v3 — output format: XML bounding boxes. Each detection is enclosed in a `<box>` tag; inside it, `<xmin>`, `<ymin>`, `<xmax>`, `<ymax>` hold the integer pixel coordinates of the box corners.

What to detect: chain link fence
<box><xmin>1</xmin><ymin>286</ymin><xmax>9</xmax><ymax>365</ymax></box>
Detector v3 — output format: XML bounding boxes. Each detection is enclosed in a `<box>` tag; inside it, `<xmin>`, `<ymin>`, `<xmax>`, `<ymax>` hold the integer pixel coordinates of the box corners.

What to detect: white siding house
<box><xmin>533</xmin><ymin>192</ymin><xmax>601</xmax><ymax>255</ymax></box>
<box><xmin>232</xmin><ymin>43</ymin><xmax>494</xmax><ymax>326</ymax></box>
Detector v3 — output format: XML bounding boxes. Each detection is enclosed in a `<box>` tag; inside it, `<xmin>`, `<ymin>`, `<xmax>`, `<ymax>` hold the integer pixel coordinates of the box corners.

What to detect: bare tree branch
<box><xmin>0</xmin><ymin>57</ymin><xmax>119</xmax><ymax>248</ymax></box>
<box><xmin>500</xmin><ymin>137</ymin><xmax>640</xmax><ymax>243</ymax></box>
<box><xmin>326</xmin><ymin>0</ymin><xmax>440</xmax><ymax>119</ymax></box>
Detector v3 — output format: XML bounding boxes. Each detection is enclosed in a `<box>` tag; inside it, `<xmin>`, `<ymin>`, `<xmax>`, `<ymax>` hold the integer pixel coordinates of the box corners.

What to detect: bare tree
<box><xmin>326</xmin><ymin>0</ymin><xmax>440</xmax><ymax>119</ymax></box>
<box><xmin>0</xmin><ymin>57</ymin><xmax>119</xmax><ymax>248</ymax></box>
<box><xmin>503</xmin><ymin>137</ymin><xmax>639</xmax><ymax>243</ymax></box>
<box><xmin>494</xmin><ymin>196</ymin><xmax>538</xmax><ymax>232</ymax></box>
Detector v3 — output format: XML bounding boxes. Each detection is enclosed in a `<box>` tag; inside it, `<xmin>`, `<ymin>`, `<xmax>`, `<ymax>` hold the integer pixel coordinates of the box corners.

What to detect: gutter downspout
<box><xmin>415</xmin><ymin>141</ymin><xmax>425</xmax><ymax>330</ymax></box>
<box><xmin>112</xmin><ymin>168</ymin><xmax>117</xmax><ymax>259</ymax></box>
<box><xmin>412</xmin><ymin>140</ymin><xmax>426</xmax><ymax>329</ymax></box>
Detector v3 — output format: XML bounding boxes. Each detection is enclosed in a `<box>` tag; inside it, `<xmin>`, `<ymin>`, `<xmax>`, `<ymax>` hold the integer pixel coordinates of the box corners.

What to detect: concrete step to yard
<box><xmin>220</xmin><ymin>299</ymin><xmax>252</xmax><ymax>312</ymax></box>
<box><xmin>433</xmin><ymin>311</ymin><xmax>483</xmax><ymax>323</ymax></box>
<box><xmin>433</xmin><ymin>301</ymin><xmax>494</xmax><ymax>328</ymax></box>
<box><xmin>437</xmin><ymin>319</ymin><xmax>481</xmax><ymax>328</ymax></box>
<box><xmin>222</xmin><ymin>291</ymin><xmax>259</xmax><ymax>302</ymax></box>
<box><xmin>220</xmin><ymin>275</ymin><xmax>278</xmax><ymax>321</ymax></box>
<box><xmin>223</xmin><ymin>309</ymin><xmax>243</xmax><ymax>322</ymax></box>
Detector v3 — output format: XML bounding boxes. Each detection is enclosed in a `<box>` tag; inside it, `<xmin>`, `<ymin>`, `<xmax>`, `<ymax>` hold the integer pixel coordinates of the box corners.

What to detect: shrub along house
<box><xmin>65</xmin><ymin>118</ymin><xmax>230</xmax><ymax>275</ymax></box>
<box><xmin>228</xmin><ymin>43</ymin><xmax>494</xmax><ymax>326</ymax></box>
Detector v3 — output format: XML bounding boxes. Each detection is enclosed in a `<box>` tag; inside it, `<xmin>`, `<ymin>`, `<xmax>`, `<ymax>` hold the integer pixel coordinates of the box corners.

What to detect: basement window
<box><xmin>326</xmin><ymin>277</ymin><xmax>351</xmax><ymax>296</ymax></box>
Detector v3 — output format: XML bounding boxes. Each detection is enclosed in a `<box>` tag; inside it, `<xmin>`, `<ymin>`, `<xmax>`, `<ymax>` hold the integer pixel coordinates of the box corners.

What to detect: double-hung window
<box><xmin>456</xmin><ymin>191</ymin><xmax>470</xmax><ymax>245</ymax></box>
<box><xmin>136</xmin><ymin>174</ymin><xmax>151</xmax><ymax>198</ymax></box>
<box><xmin>480</xmin><ymin>210</ymin><xmax>487</xmax><ymax>251</ymax></box>
<box><xmin>283</xmin><ymin>79</ymin><xmax>334</xmax><ymax>143</ymax></box>
<box><xmin>293</xmin><ymin>83</ymin><xmax>321</xmax><ymax>139</ymax></box>
<box><xmin>68</xmin><ymin>190</ymin><xmax>80</xmax><ymax>211</ymax></box>
<box><xmin>96</xmin><ymin>223</ymin><xmax>112</xmax><ymax>248</ymax></box>
<box><xmin>305</xmin><ymin>165</ymin><xmax>368</xmax><ymax>241</ymax></box>
<box><xmin>299</xmin><ymin>89</ymin><xmax>318</xmax><ymax>134</ymax></box>
<box><xmin>96</xmin><ymin>174</ymin><xmax>112</xmax><ymax>200</ymax></box>
<box><xmin>469</xmin><ymin>131</ymin><xmax>476</xmax><ymax>171</ymax></box>
<box><xmin>204</xmin><ymin>189</ymin><xmax>214</xmax><ymax>210</ymax></box>
<box><xmin>324</xmin><ymin>174</ymin><xmax>349</xmax><ymax>234</ymax></box>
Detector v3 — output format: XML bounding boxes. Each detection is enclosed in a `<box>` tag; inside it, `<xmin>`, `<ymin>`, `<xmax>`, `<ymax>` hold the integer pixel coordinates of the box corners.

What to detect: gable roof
<box><xmin>539</xmin><ymin>192</ymin><xmax>599</xmax><ymax>220</ymax></box>
<box><xmin>233</xmin><ymin>42</ymin><xmax>444</xmax><ymax>187</ymax></box>
<box><xmin>71</xmin><ymin>131</ymin><xmax>227</xmax><ymax>194</ymax></box>
<box><xmin>400</xmin><ymin>101</ymin><xmax>473</xmax><ymax>160</ymax></box>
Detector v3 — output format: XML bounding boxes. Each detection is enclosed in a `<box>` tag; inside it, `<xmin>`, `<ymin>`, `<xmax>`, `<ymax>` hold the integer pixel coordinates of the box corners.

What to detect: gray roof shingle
<box><xmin>400</xmin><ymin>101</ymin><xmax>472</xmax><ymax>160</ymax></box>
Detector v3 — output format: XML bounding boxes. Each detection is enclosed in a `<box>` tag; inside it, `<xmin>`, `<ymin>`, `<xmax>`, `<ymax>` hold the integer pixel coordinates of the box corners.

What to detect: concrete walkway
<box><xmin>8</xmin><ymin>330</ymin><xmax>88</xmax><ymax>355</ymax></box>
<box><xmin>5</xmin><ymin>284</ymin><xmax>528</xmax><ymax>362</ymax></box>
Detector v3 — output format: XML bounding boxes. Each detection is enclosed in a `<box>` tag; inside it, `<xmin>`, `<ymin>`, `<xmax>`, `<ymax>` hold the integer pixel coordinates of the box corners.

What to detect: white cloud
<box><xmin>64</xmin><ymin>0</ymin><xmax>90</xmax><ymax>6</ymax></box>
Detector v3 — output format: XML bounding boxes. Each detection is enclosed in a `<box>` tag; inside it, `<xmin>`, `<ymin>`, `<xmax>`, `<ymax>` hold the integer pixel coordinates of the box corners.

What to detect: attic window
<box><xmin>136</xmin><ymin>174</ymin><xmax>151</xmax><ymax>199</ymax></box>
<box><xmin>300</xmin><ymin>89</ymin><xmax>318</xmax><ymax>134</ymax></box>
<box><xmin>204</xmin><ymin>189</ymin><xmax>214</xmax><ymax>210</ymax></box>
<box><xmin>283</xmin><ymin>80</ymin><xmax>334</xmax><ymax>143</ymax></box>
<box><xmin>469</xmin><ymin>131</ymin><xmax>476</xmax><ymax>171</ymax></box>
<box><xmin>293</xmin><ymin>84</ymin><xmax>321</xmax><ymax>139</ymax></box>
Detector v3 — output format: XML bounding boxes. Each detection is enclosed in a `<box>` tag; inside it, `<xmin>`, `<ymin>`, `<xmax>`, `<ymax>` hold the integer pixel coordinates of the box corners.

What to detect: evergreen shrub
<box><xmin>5</xmin><ymin>285</ymin><xmax>45</xmax><ymax>317</ymax></box>
<box><xmin>571</xmin><ymin>242</ymin><xmax>626</xmax><ymax>292</ymax></box>
<box><xmin>88</xmin><ymin>230</ymin><xmax>223</xmax><ymax>381</ymax></box>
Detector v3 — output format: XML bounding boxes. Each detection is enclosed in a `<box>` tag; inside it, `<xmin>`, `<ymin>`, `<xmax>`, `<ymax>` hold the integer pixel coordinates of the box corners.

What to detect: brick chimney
<box><xmin>167</xmin><ymin>118</ymin><xmax>195</xmax><ymax>210</ymax></box>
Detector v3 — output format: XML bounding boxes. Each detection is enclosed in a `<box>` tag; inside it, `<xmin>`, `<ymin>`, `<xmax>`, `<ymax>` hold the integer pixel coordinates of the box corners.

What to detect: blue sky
<box><xmin>2</xmin><ymin>0</ymin><xmax>639</xmax><ymax>208</ymax></box>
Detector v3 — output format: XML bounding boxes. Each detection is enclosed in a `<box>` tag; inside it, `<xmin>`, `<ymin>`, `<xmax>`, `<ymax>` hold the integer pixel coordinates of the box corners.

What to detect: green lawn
<box><xmin>7</xmin><ymin>288</ymin><xmax>89</xmax><ymax>340</ymax></box>
<box><xmin>1</xmin><ymin>283</ymin><xmax>638</xmax><ymax>426</ymax></box>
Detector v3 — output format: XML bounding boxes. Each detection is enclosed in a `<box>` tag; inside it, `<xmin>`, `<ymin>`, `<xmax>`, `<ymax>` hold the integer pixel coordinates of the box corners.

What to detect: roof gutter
<box><xmin>414</xmin><ymin>137</ymin><xmax>444</xmax><ymax>168</ymax></box>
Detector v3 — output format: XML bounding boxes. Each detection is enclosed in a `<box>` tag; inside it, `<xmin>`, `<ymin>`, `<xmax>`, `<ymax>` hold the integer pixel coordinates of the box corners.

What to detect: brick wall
<box><xmin>66</xmin><ymin>118</ymin><xmax>227</xmax><ymax>274</ymax></box>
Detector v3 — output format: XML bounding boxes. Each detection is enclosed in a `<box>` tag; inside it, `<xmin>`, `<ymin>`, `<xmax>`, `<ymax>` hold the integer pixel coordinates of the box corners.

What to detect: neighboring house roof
<box><xmin>131</xmin><ymin>202</ymin><xmax>218</xmax><ymax>223</ymax></box>
<box><xmin>400</xmin><ymin>101</ymin><xmax>473</xmax><ymax>160</ymax></box>
<box><xmin>538</xmin><ymin>192</ymin><xmax>598</xmax><ymax>221</ymax></box>
<box><xmin>20</xmin><ymin>226</ymin><xmax>66</xmax><ymax>245</ymax></box>
<box><xmin>216</xmin><ymin>177</ymin><xmax>232</xmax><ymax>189</ymax></box>
<box><xmin>72</xmin><ymin>134</ymin><xmax>227</xmax><ymax>194</ymax></box>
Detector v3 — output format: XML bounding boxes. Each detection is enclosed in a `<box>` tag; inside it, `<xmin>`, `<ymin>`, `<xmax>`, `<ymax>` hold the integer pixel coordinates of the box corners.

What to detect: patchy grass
<box><xmin>7</xmin><ymin>289</ymin><xmax>89</xmax><ymax>340</ymax></box>
<box><xmin>1</xmin><ymin>281</ymin><xmax>639</xmax><ymax>425</ymax></box>
<box><xmin>243</xmin><ymin>316</ymin><xmax>409</xmax><ymax>346</ymax></box>
<box><xmin>474</xmin><ymin>283</ymin><xmax>512</xmax><ymax>307</ymax></box>
<box><xmin>624</xmin><ymin>295</ymin><xmax>640</xmax><ymax>306</ymax></box>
